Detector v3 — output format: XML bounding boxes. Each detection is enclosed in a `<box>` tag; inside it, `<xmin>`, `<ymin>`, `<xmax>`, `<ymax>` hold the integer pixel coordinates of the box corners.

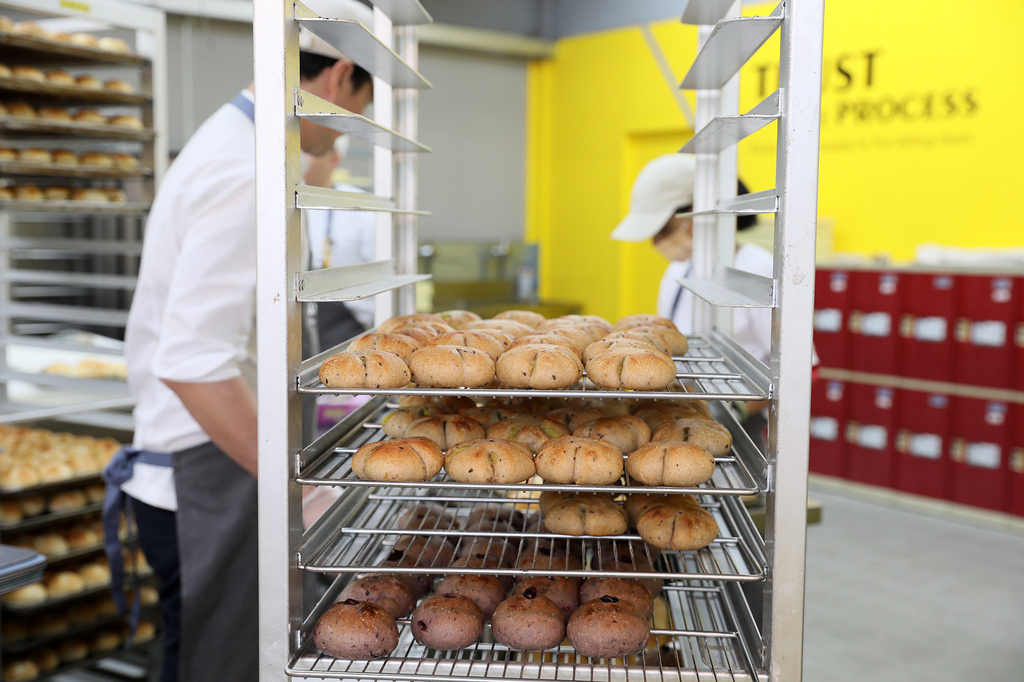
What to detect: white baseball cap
<box><xmin>610</xmin><ymin>153</ymin><xmax>696</xmax><ymax>242</ymax></box>
<box><xmin>298</xmin><ymin>0</ymin><xmax>374</xmax><ymax>60</ymax></box>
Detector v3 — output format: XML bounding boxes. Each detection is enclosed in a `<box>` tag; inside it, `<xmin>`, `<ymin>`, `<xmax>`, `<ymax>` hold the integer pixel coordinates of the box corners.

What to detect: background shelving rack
<box><xmin>255</xmin><ymin>1</ymin><xmax>823</xmax><ymax>681</ymax></box>
<box><xmin>0</xmin><ymin>0</ymin><xmax>168</xmax><ymax>431</ymax></box>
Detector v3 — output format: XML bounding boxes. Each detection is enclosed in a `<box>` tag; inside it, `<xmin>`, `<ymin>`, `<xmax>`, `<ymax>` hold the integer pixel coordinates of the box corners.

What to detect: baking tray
<box><xmin>0</xmin><ymin>115</ymin><xmax>155</xmax><ymax>140</ymax></box>
<box><xmin>0</xmin><ymin>32</ymin><xmax>149</xmax><ymax>67</ymax></box>
<box><xmin>0</xmin><ymin>198</ymin><xmax>150</xmax><ymax>214</ymax></box>
<box><xmin>0</xmin><ymin>77</ymin><xmax>150</xmax><ymax>105</ymax></box>
<box><xmin>286</xmin><ymin>579</ymin><xmax>764</xmax><ymax>681</ymax></box>
<box><xmin>0</xmin><ymin>159</ymin><xmax>152</xmax><ymax>179</ymax></box>
<box><xmin>299</xmin><ymin>487</ymin><xmax>766</xmax><ymax>583</ymax></box>
<box><xmin>0</xmin><ymin>501</ymin><xmax>103</xmax><ymax>533</ymax></box>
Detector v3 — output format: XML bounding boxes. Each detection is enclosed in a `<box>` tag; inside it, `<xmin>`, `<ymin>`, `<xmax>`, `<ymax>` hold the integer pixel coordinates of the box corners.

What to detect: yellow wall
<box><xmin>527</xmin><ymin>1</ymin><xmax>1024</xmax><ymax>319</ymax></box>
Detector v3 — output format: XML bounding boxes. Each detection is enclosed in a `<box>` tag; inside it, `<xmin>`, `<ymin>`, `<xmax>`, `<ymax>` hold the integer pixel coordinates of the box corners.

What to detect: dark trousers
<box><xmin>131</xmin><ymin>441</ymin><xmax>259</xmax><ymax>682</ymax></box>
<box><xmin>131</xmin><ymin>498</ymin><xmax>180</xmax><ymax>682</ymax></box>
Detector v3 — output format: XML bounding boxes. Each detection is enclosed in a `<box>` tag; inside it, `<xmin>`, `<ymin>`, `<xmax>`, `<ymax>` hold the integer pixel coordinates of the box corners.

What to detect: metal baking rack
<box><xmin>286</xmin><ymin>578</ymin><xmax>761</xmax><ymax>681</ymax></box>
<box><xmin>297</xmin><ymin>396</ymin><xmax>763</xmax><ymax>496</ymax></box>
<box><xmin>298</xmin><ymin>486</ymin><xmax>765</xmax><ymax>583</ymax></box>
<box><xmin>0</xmin><ymin>199</ymin><xmax>151</xmax><ymax>215</ymax></box>
<box><xmin>0</xmin><ymin>31</ymin><xmax>150</xmax><ymax>67</ymax></box>
<box><xmin>0</xmin><ymin>474</ymin><xmax>102</xmax><ymax>498</ymax></box>
<box><xmin>0</xmin><ymin>501</ymin><xmax>103</xmax><ymax>533</ymax></box>
<box><xmin>0</xmin><ymin>77</ymin><xmax>151</xmax><ymax>105</ymax></box>
<box><xmin>298</xmin><ymin>334</ymin><xmax>770</xmax><ymax>402</ymax></box>
<box><xmin>0</xmin><ymin>160</ymin><xmax>153</xmax><ymax>180</ymax></box>
<box><xmin>0</xmin><ymin>116</ymin><xmax>156</xmax><ymax>140</ymax></box>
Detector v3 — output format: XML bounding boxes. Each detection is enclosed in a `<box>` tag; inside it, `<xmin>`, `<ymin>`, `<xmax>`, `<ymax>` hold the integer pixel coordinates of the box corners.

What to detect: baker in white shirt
<box><xmin>102</xmin><ymin>2</ymin><xmax>374</xmax><ymax>681</ymax></box>
<box><xmin>610</xmin><ymin>153</ymin><xmax>778</xmax><ymax>441</ymax></box>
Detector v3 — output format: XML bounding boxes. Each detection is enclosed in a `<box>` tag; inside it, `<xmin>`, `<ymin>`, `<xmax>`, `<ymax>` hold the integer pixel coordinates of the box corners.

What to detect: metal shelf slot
<box><xmin>0</xmin><ymin>397</ymin><xmax>133</xmax><ymax>426</ymax></box>
<box><xmin>296</xmin><ymin>184</ymin><xmax>429</xmax><ymax>215</ymax></box>
<box><xmin>0</xmin><ymin>201</ymin><xmax>151</xmax><ymax>216</ymax></box>
<box><xmin>0</xmin><ymin>370</ymin><xmax>131</xmax><ymax>395</ymax></box>
<box><xmin>0</xmin><ymin>302</ymin><xmax>130</xmax><ymax>326</ymax></box>
<box><xmin>294</xmin><ymin>2</ymin><xmax>431</xmax><ymax>89</ymax></box>
<box><xmin>681</xmin><ymin>188</ymin><xmax>779</xmax><ymax>219</ymax></box>
<box><xmin>0</xmin><ymin>237</ymin><xmax>144</xmax><ymax>256</ymax></box>
<box><xmin>678</xmin><ymin>266</ymin><xmax>775</xmax><ymax>309</ymax></box>
<box><xmin>0</xmin><ymin>336</ymin><xmax>125</xmax><ymax>356</ymax></box>
<box><xmin>295</xmin><ymin>88</ymin><xmax>430</xmax><ymax>152</ymax></box>
<box><xmin>680</xmin><ymin>3</ymin><xmax>784</xmax><ymax>90</ymax></box>
<box><xmin>680</xmin><ymin>0</ymin><xmax>740</xmax><ymax>26</ymax></box>
<box><xmin>3</xmin><ymin>270</ymin><xmax>138</xmax><ymax>290</ymax></box>
<box><xmin>294</xmin><ymin>259</ymin><xmax>431</xmax><ymax>302</ymax></box>
<box><xmin>682</xmin><ymin>91</ymin><xmax>779</xmax><ymax>154</ymax></box>
<box><xmin>371</xmin><ymin>0</ymin><xmax>432</xmax><ymax>26</ymax></box>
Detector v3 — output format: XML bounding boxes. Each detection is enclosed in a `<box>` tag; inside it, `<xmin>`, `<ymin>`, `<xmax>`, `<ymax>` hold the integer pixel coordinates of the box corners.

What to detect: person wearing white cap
<box><xmin>108</xmin><ymin>2</ymin><xmax>374</xmax><ymax>681</ymax></box>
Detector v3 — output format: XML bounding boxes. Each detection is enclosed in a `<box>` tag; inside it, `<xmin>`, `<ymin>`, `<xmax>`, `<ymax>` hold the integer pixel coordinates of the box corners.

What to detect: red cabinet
<box><xmin>949</xmin><ymin>396</ymin><xmax>1012</xmax><ymax>513</ymax></box>
<box><xmin>813</xmin><ymin>268</ymin><xmax>852</xmax><ymax>369</ymax></box>
<box><xmin>1010</xmin><ymin>403</ymin><xmax>1024</xmax><ymax>517</ymax></box>
<box><xmin>898</xmin><ymin>272</ymin><xmax>957</xmax><ymax>382</ymax></box>
<box><xmin>954</xmin><ymin>275</ymin><xmax>1019</xmax><ymax>389</ymax></box>
<box><xmin>845</xmin><ymin>382</ymin><xmax>897</xmax><ymax>488</ymax></box>
<box><xmin>894</xmin><ymin>390</ymin><xmax>951</xmax><ymax>500</ymax></box>
<box><xmin>809</xmin><ymin>379</ymin><xmax>847</xmax><ymax>477</ymax></box>
<box><xmin>848</xmin><ymin>270</ymin><xmax>903</xmax><ymax>376</ymax></box>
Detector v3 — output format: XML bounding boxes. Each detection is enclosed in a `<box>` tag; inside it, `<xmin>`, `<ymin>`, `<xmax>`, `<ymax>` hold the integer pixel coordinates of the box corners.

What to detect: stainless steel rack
<box><xmin>256</xmin><ymin>1</ymin><xmax>822</xmax><ymax>681</ymax></box>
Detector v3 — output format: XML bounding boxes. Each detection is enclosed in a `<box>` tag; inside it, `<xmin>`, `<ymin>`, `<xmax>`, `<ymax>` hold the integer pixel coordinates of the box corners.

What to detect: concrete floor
<box><xmin>802</xmin><ymin>481</ymin><xmax>1024</xmax><ymax>682</ymax></box>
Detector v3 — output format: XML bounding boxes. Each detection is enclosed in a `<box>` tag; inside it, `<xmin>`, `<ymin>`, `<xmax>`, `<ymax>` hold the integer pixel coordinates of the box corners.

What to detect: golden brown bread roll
<box><xmin>625</xmin><ymin>324</ymin><xmax>688</xmax><ymax>356</ymax></box>
<box><xmin>134</xmin><ymin>619</ymin><xmax>157</xmax><ymax>642</ymax></box>
<box><xmin>43</xmin><ymin>186</ymin><xmax>71</xmax><ymax>201</ymax></box>
<box><xmin>463</xmin><ymin>318</ymin><xmax>534</xmax><ymax>339</ymax></box>
<box><xmin>534</xmin><ymin>435</ymin><xmax>624</xmax><ymax>485</ymax></box>
<box><xmin>6</xmin><ymin>101</ymin><xmax>36</xmax><ymax>119</ymax></box>
<box><xmin>37</xmin><ymin>460</ymin><xmax>74</xmax><ymax>483</ymax></box>
<box><xmin>44</xmin><ymin>570</ymin><xmax>85</xmax><ymax>597</ymax></box>
<box><xmin>318</xmin><ymin>349</ymin><xmax>411</xmax><ymax>389</ymax></box>
<box><xmin>507</xmin><ymin>331</ymin><xmax>584</xmax><ymax>358</ymax></box>
<box><xmin>0</xmin><ymin>146</ymin><xmax>15</xmax><ymax>160</ymax></box>
<box><xmin>1</xmin><ymin>659</ymin><xmax>39</xmax><ymax>682</ymax></box>
<box><xmin>651</xmin><ymin>418</ymin><xmax>733</xmax><ymax>457</ymax></box>
<box><xmin>107</xmin><ymin>114</ymin><xmax>143</xmax><ymax>129</ymax></box>
<box><xmin>599</xmin><ymin>329</ymin><xmax>673</xmax><ymax>356</ymax></box>
<box><xmin>493</xmin><ymin>309</ymin><xmax>546</xmax><ymax>328</ymax></box>
<box><xmin>485</xmin><ymin>414</ymin><xmax>569</xmax><ymax>453</ymax></box>
<box><xmin>1</xmin><ymin>499</ymin><xmax>22</xmax><ymax>522</ymax></box>
<box><xmin>435</xmin><ymin>309</ymin><xmax>481</xmax><ymax>329</ymax></box>
<box><xmin>0</xmin><ymin>187</ymin><xmax>11</xmax><ymax>199</ymax></box>
<box><xmin>12</xmin><ymin>65</ymin><xmax>45</xmax><ymax>82</ymax></box>
<box><xmin>538</xmin><ymin>314</ymin><xmax>612</xmax><ymax>333</ymax></box>
<box><xmin>633</xmin><ymin>404</ymin><xmax>706</xmax><ymax>431</ymax></box>
<box><xmin>47</xmin><ymin>488</ymin><xmax>88</xmax><ymax>511</ymax></box>
<box><xmin>38</xmin><ymin>106</ymin><xmax>70</xmax><ymax>121</ymax></box>
<box><xmin>495</xmin><ymin>343</ymin><xmax>583</xmax><ymax>389</ymax></box>
<box><xmin>89</xmin><ymin>627</ymin><xmax>122</xmax><ymax>652</ymax></box>
<box><xmin>45</xmin><ymin>68</ymin><xmax>75</xmax><ymax>85</ymax></box>
<box><xmin>572</xmin><ymin>415</ymin><xmax>651</xmax><ymax>454</ymax></box>
<box><xmin>625</xmin><ymin>441</ymin><xmax>716</xmax><ymax>487</ymax></box>
<box><xmin>460</xmin><ymin>404</ymin><xmax>525</xmax><ymax>429</ymax></box>
<box><xmin>408</xmin><ymin>344</ymin><xmax>495</xmax><ymax>388</ymax></box>
<box><xmin>429</xmin><ymin>330</ymin><xmax>506</xmax><ymax>360</ymax></box>
<box><xmin>585</xmin><ymin>346</ymin><xmax>677</xmax><ymax>391</ymax></box>
<box><xmin>13</xmin><ymin>184</ymin><xmax>43</xmax><ymax>201</ymax></box>
<box><xmin>56</xmin><ymin>637</ymin><xmax>89</xmax><ymax>662</ymax></box>
<box><xmin>51</xmin><ymin>148</ymin><xmax>78</xmax><ymax>165</ymax></box>
<box><xmin>544</xmin><ymin>405</ymin><xmax>604</xmax><ymax>432</ymax></box>
<box><xmin>351</xmin><ymin>436</ymin><xmax>443</xmax><ymax>482</ymax></box>
<box><xmin>97</xmin><ymin>36</ymin><xmax>131</xmax><ymax>54</ymax></box>
<box><xmin>73</xmin><ymin>108</ymin><xmax>106</xmax><ymax>124</ymax></box>
<box><xmin>635</xmin><ymin>500</ymin><xmax>719</xmax><ymax>550</ymax></box>
<box><xmin>1</xmin><ymin>582</ymin><xmax>48</xmax><ymax>607</ymax></box>
<box><xmin>13</xmin><ymin>21</ymin><xmax>49</xmax><ymax>38</ymax></box>
<box><xmin>79</xmin><ymin>562</ymin><xmax>112</xmax><ymax>587</ymax></box>
<box><xmin>381</xmin><ymin>404</ymin><xmax>446</xmax><ymax>438</ymax></box>
<box><xmin>402</xmin><ymin>414</ymin><xmax>485</xmax><ymax>450</ymax></box>
<box><xmin>79</xmin><ymin>151</ymin><xmax>114</xmax><ymax>166</ymax></box>
<box><xmin>540</xmin><ymin>324</ymin><xmax>604</xmax><ymax>352</ymax></box>
<box><xmin>75</xmin><ymin>74</ymin><xmax>102</xmax><ymax>89</ymax></box>
<box><xmin>443</xmin><ymin>438</ymin><xmax>536</xmax><ymax>484</ymax></box>
<box><xmin>112</xmin><ymin>152</ymin><xmax>139</xmax><ymax>169</ymax></box>
<box><xmin>542</xmin><ymin>493</ymin><xmax>628</xmax><ymax>536</ymax></box>
<box><xmin>613</xmin><ymin>314</ymin><xmax>679</xmax><ymax>332</ymax></box>
<box><xmin>104</xmin><ymin>188</ymin><xmax>127</xmax><ymax>203</ymax></box>
<box><xmin>70</xmin><ymin>32</ymin><xmax>100</xmax><ymax>47</ymax></box>
<box><xmin>582</xmin><ymin>337</ymin><xmax>661</xmax><ymax>364</ymax></box>
<box><xmin>0</xmin><ymin>462</ymin><xmax>40</xmax><ymax>489</ymax></box>
<box><xmin>348</xmin><ymin>331</ymin><xmax>422</xmax><ymax>363</ymax></box>
<box><xmin>17</xmin><ymin>494</ymin><xmax>45</xmax><ymax>516</ymax></box>
<box><xmin>377</xmin><ymin>313</ymin><xmax>446</xmax><ymax>333</ymax></box>
<box><xmin>104</xmin><ymin>78</ymin><xmax>135</xmax><ymax>93</ymax></box>
<box><xmin>18</xmin><ymin>147</ymin><xmax>51</xmax><ymax>164</ymax></box>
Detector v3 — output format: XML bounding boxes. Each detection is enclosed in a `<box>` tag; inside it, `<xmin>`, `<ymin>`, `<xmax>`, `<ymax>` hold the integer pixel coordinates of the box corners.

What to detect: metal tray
<box><xmin>286</xmin><ymin>578</ymin><xmax>764</xmax><ymax>681</ymax></box>
<box><xmin>299</xmin><ymin>487</ymin><xmax>766</xmax><ymax>583</ymax></box>
<box><xmin>0</xmin><ymin>502</ymin><xmax>103</xmax><ymax>533</ymax></box>
<box><xmin>0</xmin><ymin>159</ymin><xmax>152</xmax><ymax>179</ymax></box>
<box><xmin>0</xmin><ymin>32</ymin><xmax>149</xmax><ymax>67</ymax></box>
<box><xmin>0</xmin><ymin>198</ymin><xmax>150</xmax><ymax>214</ymax></box>
<box><xmin>0</xmin><ymin>77</ymin><xmax>151</xmax><ymax>105</ymax></box>
<box><xmin>0</xmin><ymin>115</ymin><xmax>155</xmax><ymax>141</ymax></box>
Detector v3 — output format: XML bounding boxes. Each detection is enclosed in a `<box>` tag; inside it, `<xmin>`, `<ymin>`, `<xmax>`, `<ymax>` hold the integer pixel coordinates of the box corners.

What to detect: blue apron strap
<box><xmin>102</xmin><ymin>446</ymin><xmax>173</xmax><ymax>646</ymax></box>
<box><xmin>230</xmin><ymin>92</ymin><xmax>255</xmax><ymax>122</ymax></box>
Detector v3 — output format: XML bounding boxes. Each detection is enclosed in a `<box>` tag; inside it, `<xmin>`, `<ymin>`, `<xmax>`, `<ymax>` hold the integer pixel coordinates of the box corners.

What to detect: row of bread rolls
<box><xmin>1</xmin><ymin>619</ymin><xmax>156</xmax><ymax>681</ymax></box>
<box><xmin>3</xmin><ymin>517</ymin><xmax>105</xmax><ymax>560</ymax></box>
<box><xmin>0</xmin><ymin>483</ymin><xmax>106</xmax><ymax>523</ymax></box>
<box><xmin>0</xmin><ymin>146</ymin><xmax>139</xmax><ymax>169</ymax></box>
<box><xmin>0</xmin><ymin>101</ymin><xmax>144</xmax><ymax>128</ymax></box>
<box><xmin>320</xmin><ymin>310</ymin><xmax>688</xmax><ymax>391</ymax></box>
<box><xmin>1</xmin><ymin>586</ymin><xmax>158</xmax><ymax>645</ymax></box>
<box><xmin>0</xmin><ymin>184</ymin><xmax>127</xmax><ymax>203</ymax></box>
<box><xmin>0</xmin><ymin>426</ymin><xmax>121</xmax><ymax>491</ymax></box>
<box><xmin>315</xmin><ymin>500</ymin><xmax>665</xmax><ymax>660</ymax></box>
<box><xmin>1</xmin><ymin>550</ymin><xmax>149</xmax><ymax>608</ymax></box>
<box><xmin>0</xmin><ymin>64</ymin><xmax>135</xmax><ymax>94</ymax></box>
<box><xmin>0</xmin><ymin>17</ymin><xmax>134</xmax><ymax>55</ymax></box>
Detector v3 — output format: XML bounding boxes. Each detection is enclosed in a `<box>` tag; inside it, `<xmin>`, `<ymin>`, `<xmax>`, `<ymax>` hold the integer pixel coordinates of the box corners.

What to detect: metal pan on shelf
<box><xmin>0</xmin><ymin>115</ymin><xmax>155</xmax><ymax>141</ymax></box>
<box><xmin>0</xmin><ymin>501</ymin><xmax>103</xmax><ymax>533</ymax></box>
<box><xmin>0</xmin><ymin>198</ymin><xmax>150</xmax><ymax>215</ymax></box>
<box><xmin>0</xmin><ymin>77</ymin><xmax>150</xmax><ymax>105</ymax></box>
<box><xmin>0</xmin><ymin>32</ymin><xmax>149</xmax><ymax>67</ymax></box>
<box><xmin>0</xmin><ymin>159</ymin><xmax>153</xmax><ymax>179</ymax></box>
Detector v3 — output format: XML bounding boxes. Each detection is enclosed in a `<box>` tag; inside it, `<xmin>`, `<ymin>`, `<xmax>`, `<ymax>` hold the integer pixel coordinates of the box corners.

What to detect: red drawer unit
<box><xmin>954</xmin><ymin>274</ymin><xmax>1019</xmax><ymax>389</ymax></box>
<box><xmin>844</xmin><ymin>382</ymin><xmax>897</xmax><ymax>488</ymax></box>
<box><xmin>949</xmin><ymin>396</ymin><xmax>1012</xmax><ymax>513</ymax></box>
<box><xmin>898</xmin><ymin>272</ymin><xmax>957</xmax><ymax>382</ymax></box>
<box><xmin>809</xmin><ymin>379</ymin><xmax>847</xmax><ymax>477</ymax></box>
<box><xmin>848</xmin><ymin>270</ymin><xmax>903</xmax><ymax>376</ymax></box>
<box><xmin>1010</xmin><ymin>402</ymin><xmax>1024</xmax><ymax>517</ymax></box>
<box><xmin>813</xmin><ymin>268</ymin><xmax>852</xmax><ymax>369</ymax></box>
<box><xmin>1016</xmin><ymin>276</ymin><xmax>1024</xmax><ymax>391</ymax></box>
<box><xmin>894</xmin><ymin>389</ymin><xmax>951</xmax><ymax>500</ymax></box>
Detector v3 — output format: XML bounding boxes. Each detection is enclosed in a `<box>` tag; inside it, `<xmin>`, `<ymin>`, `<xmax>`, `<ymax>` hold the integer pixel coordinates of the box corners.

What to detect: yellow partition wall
<box><xmin>527</xmin><ymin>2</ymin><xmax>1024</xmax><ymax>320</ymax></box>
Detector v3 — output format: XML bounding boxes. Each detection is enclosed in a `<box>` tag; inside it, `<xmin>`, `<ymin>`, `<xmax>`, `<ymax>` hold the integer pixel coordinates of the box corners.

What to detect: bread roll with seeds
<box><xmin>464</xmin><ymin>318</ymin><xmax>534</xmax><ymax>339</ymax></box>
<box><xmin>636</xmin><ymin>500</ymin><xmax>719</xmax><ymax>551</ymax></box>
<box><xmin>495</xmin><ymin>343</ymin><xmax>583</xmax><ymax>389</ymax></box>
<box><xmin>651</xmin><ymin>418</ymin><xmax>733</xmax><ymax>457</ymax></box>
<box><xmin>314</xmin><ymin>599</ymin><xmax>399</xmax><ymax>660</ymax></box>
<box><xmin>485</xmin><ymin>415</ymin><xmax>569</xmax><ymax>453</ymax></box>
<box><xmin>444</xmin><ymin>438</ymin><xmax>536</xmax><ymax>484</ymax></box>
<box><xmin>351</xmin><ymin>437</ymin><xmax>443</xmax><ymax>481</ymax></box>
<box><xmin>381</xmin><ymin>404</ymin><xmax>447</xmax><ymax>438</ymax></box>
<box><xmin>567</xmin><ymin>596</ymin><xmax>650</xmax><ymax>659</ymax></box>
<box><xmin>625</xmin><ymin>441</ymin><xmax>716</xmax><ymax>487</ymax></box>
<box><xmin>493</xmin><ymin>309</ymin><xmax>546</xmax><ymax>328</ymax></box>
<box><xmin>348</xmin><ymin>332</ymin><xmax>422</xmax><ymax>363</ymax></box>
<box><xmin>541</xmin><ymin>493</ymin><xmax>628</xmax><ymax>537</ymax></box>
<box><xmin>491</xmin><ymin>590</ymin><xmax>566</xmax><ymax>650</ymax></box>
<box><xmin>319</xmin><ymin>350</ymin><xmax>410</xmax><ymax>389</ymax></box>
<box><xmin>409</xmin><ymin>345</ymin><xmax>495</xmax><ymax>388</ymax></box>
<box><xmin>572</xmin><ymin>415</ymin><xmax>651</xmax><ymax>454</ymax></box>
<box><xmin>435</xmin><ymin>573</ymin><xmax>507</xmax><ymax>619</ymax></box>
<box><xmin>513</xmin><ymin>577</ymin><xmax>579</xmax><ymax>619</ymax></box>
<box><xmin>411</xmin><ymin>594</ymin><xmax>484</xmax><ymax>649</ymax></box>
<box><xmin>377</xmin><ymin>313</ymin><xmax>446</xmax><ymax>332</ymax></box>
<box><xmin>579</xmin><ymin>577</ymin><xmax>654</xmax><ymax>619</ymax></box>
<box><xmin>613</xmin><ymin>314</ymin><xmax>679</xmax><ymax>332</ymax></box>
<box><xmin>633</xmin><ymin>404</ymin><xmax>707</xmax><ymax>431</ymax></box>
<box><xmin>585</xmin><ymin>346</ymin><xmax>677</xmax><ymax>391</ymax></box>
<box><xmin>534</xmin><ymin>435</ymin><xmax>623</xmax><ymax>485</ymax></box>
<box><xmin>436</xmin><ymin>309</ymin><xmax>481</xmax><ymax>329</ymax></box>
<box><xmin>508</xmin><ymin>332</ymin><xmax>584</xmax><ymax>358</ymax></box>
<box><xmin>339</xmin><ymin>574</ymin><xmax>418</xmax><ymax>618</ymax></box>
<box><xmin>403</xmin><ymin>414</ymin><xmax>485</xmax><ymax>450</ymax></box>
<box><xmin>429</xmin><ymin>330</ymin><xmax>506</xmax><ymax>360</ymax></box>
<box><xmin>544</xmin><ymin>406</ymin><xmax>604</xmax><ymax>432</ymax></box>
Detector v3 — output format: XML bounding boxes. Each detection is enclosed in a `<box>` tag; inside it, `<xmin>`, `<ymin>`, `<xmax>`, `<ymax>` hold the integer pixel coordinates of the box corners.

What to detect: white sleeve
<box><xmin>152</xmin><ymin>162</ymin><xmax>257</xmax><ymax>383</ymax></box>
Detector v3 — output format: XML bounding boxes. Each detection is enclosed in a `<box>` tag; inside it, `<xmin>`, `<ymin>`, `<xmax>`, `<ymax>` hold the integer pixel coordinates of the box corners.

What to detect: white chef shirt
<box><xmin>657</xmin><ymin>243</ymin><xmax>774</xmax><ymax>366</ymax></box>
<box><xmin>121</xmin><ymin>91</ymin><xmax>257</xmax><ymax>511</ymax></box>
<box><xmin>303</xmin><ymin>182</ymin><xmax>375</xmax><ymax>328</ymax></box>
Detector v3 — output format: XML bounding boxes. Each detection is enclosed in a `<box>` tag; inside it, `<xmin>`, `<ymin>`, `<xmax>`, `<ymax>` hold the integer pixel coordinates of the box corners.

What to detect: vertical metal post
<box><xmin>691</xmin><ymin>23</ymin><xmax>718</xmax><ymax>338</ymax></box>
<box><xmin>394</xmin><ymin>24</ymin><xmax>419</xmax><ymax>316</ymax></box>
<box><xmin>763</xmin><ymin>1</ymin><xmax>824</xmax><ymax>680</ymax></box>
<box><xmin>373</xmin><ymin>8</ymin><xmax>396</xmax><ymax>324</ymax></box>
<box><xmin>254</xmin><ymin>1</ymin><xmax>305</xmax><ymax>678</ymax></box>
